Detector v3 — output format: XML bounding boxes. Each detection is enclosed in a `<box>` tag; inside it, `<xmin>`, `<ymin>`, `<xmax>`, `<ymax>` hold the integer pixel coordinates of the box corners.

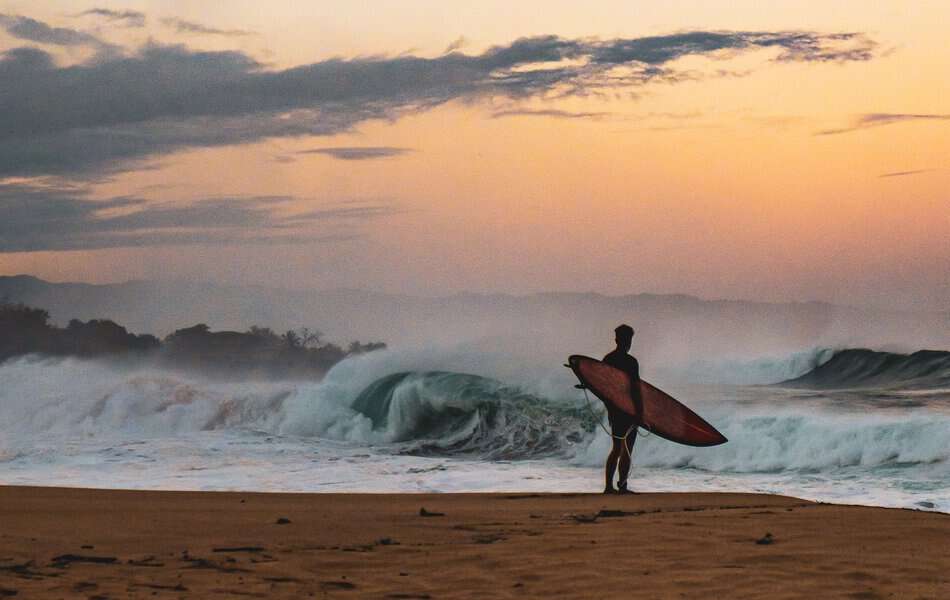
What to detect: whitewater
<box><xmin>1</xmin><ymin>346</ymin><xmax>948</xmax><ymax>512</ymax></box>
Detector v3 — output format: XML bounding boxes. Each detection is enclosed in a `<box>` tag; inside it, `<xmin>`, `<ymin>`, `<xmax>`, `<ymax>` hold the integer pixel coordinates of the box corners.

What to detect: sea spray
<box><xmin>1</xmin><ymin>347</ymin><xmax>949</xmax><ymax>511</ymax></box>
<box><xmin>574</xmin><ymin>406</ymin><xmax>950</xmax><ymax>473</ymax></box>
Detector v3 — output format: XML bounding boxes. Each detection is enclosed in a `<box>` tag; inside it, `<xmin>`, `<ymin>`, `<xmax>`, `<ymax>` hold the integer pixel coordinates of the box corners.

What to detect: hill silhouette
<box><xmin>1</xmin><ymin>275</ymin><xmax>947</xmax><ymax>383</ymax></box>
<box><xmin>0</xmin><ymin>300</ymin><xmax>385</xmax><ymax>380</ymax></box>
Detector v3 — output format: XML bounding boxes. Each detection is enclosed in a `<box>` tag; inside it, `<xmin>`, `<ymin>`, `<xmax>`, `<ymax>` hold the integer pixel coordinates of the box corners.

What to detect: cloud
<box><xmin>444</xmin><ymin>36</ymin><xmax>468</xmax><ymax>54</ymax></box>
<box><xmin>817</xmin><ymin>113</ymin><xmax>950</xmax><ymax>136</ymax></box>
<box><xmin>297</xmin><ymin>147</ymin><xmax>415</xmax><ymax>160</ymax></box>
<box><xmin>0</xmin><ymin>182</ymin><xmax>397</xmax><ymax>252</ymax></box>
<box><xmin>161</xmin><ymin>17</ymin><xmax>253</xmax><ymax>37</ymax></box>
<box><xmin>77</xmin><ymin>8</ymin><xmax>146</xmax><ymax>28</ymax></box>
<box><xmin>490</xmin><ymin>108</ymin><xmax>609</xmax><ymax>120</ymax></box>
<box><xmin>289</xmin><ymin>204</ymin><xmax>402</xmax><ymax>220</ymax></box>
<box><xmin>0</xmin><ymin>13</ymin><xmax>104</xmax><ymax>46</ymax></box>
<box><xmin>0</xmin><ymin>109</ymin><xmax>373</xmax><ymax>178</ymax></box>
<box><xmin>588</xmin><ymin>31</ymin><xmax>876</xmax><ymax>65</ymax></box>
<box><xmin>878</xmin><ymin>169</ymin><xmax>936</xmax><ymax>178</ymax></box>
<box><xmin>0</xmin><ymin>27</ymin><xmax>877</xmax><ymax>177</ymax></box>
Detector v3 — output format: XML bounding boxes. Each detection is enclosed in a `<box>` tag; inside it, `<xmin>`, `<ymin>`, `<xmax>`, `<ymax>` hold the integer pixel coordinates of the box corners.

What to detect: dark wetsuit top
<box><xmin>602</xmin><ymin>350</ymin><xmax>642</xmax><ymax>437</ymax></box>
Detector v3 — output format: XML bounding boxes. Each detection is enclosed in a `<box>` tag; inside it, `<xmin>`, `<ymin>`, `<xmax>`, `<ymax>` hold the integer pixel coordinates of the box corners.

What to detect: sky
<box><xmin>0</xmin><ymin>1</ymin><xmax>947</xmax><ymax>311</ymax></box>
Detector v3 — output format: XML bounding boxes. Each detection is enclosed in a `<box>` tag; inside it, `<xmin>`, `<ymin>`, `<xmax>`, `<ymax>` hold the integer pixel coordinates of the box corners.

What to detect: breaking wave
<box><xmin>346</xmin><ymin>371</ymin><xmax>591</xmax><ymax>458</ymax></box>
<box><xmin>673</xmin><ymin>347</ymin><xmax>838</xmax><ymax>385</ymax></box>
<box><xmin>780</xmin><ymin>349</ymin><xmax>950</xmax><ymax>389</ymax></box>
<box><xmin>588</xmin><ymin>409</ymin><xmax>950</xmax><ymax>473</ymax></box>
<box><xmin>2</xmin><ymin>348</ymin><xmax>949</xmax><ymax>474</ymax></box>
<box><xmin>0</xmin><ymin>356</ymin><xmax>595</xmax><ymax>461</ymax></box>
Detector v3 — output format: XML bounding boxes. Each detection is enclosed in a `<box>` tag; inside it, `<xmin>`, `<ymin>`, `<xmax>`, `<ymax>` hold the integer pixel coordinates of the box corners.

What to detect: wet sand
<box><xmin>0</xmin><ymin>486</ymin><xmax>947</xmax><ymax>598</ymax></box>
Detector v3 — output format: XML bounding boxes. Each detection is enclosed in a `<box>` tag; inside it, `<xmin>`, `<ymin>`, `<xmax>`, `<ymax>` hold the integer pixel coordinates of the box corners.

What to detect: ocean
<box><xmin>1</xmin><ymin>347</ymin><xmax>948</xmax><ymax>512</ymax></box>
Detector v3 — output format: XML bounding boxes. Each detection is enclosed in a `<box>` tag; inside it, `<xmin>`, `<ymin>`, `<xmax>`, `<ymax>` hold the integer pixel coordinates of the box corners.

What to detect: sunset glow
<box><xmin>1</xmin><ymin>1</ymin><xmax>947</xmax><ymax>310</ymax></box>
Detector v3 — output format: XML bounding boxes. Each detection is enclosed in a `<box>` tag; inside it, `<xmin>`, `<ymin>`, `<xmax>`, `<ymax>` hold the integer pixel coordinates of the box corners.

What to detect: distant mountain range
<box><xmin>2</xmin><ymin>275</ymin><xmax>947</xmax><ymax>372</ymax></box>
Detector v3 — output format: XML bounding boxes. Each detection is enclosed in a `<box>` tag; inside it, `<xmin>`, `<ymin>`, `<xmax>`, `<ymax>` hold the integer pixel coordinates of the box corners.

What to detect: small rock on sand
<box><xmin>50</xmin><ymin>554</ymin><xmax>118</xmax><ymax>566</ymax></box>
<box><xmin>321</xmin><ymin>580</ymin><xmax>356</xmax><ymax>590</ymax></box>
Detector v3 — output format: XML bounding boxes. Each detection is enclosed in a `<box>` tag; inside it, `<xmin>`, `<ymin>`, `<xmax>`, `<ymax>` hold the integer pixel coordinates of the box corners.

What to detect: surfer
<box><xmin>602</xmin><ymin>324</ymin><xmax>642</xmax><ymax>494</ymax></box>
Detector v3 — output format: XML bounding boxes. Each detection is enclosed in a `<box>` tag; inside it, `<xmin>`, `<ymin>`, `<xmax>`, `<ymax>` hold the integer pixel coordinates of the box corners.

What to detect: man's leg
<box><xmin>617</xmin><ymin>428</ymin><xmax>637</xmax><ymax>493</ymax></box>
<box><xmin>604</xmin><ymin>438</ymin><xmax>621</xmax><ymax>493</ymax></box>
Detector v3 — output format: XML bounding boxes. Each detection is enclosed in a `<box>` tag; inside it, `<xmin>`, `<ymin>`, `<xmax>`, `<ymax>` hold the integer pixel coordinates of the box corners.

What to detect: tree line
<box><xmin>0</xmin><ymin>300</ymin><xmax>385</xmax><ymax>379</ymax></box>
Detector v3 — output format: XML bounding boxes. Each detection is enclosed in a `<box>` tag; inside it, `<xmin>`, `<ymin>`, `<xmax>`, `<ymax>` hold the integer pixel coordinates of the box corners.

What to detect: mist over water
<box><xmin>4</xmin><ymin>276</ymin><xmax>950</xmax><ymax>506</ymax></box>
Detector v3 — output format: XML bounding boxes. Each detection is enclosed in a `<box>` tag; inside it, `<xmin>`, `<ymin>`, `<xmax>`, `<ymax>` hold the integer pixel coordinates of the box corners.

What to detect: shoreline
<box><xmin>1</xmin><ymin>486</ymin><xmax>947</xmax><ymax>598</ymax></box>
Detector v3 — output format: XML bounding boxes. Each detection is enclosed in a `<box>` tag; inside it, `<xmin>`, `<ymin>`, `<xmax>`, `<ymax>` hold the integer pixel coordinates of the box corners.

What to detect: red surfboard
<box><xmin>568</xmin><ymin>355</ymin><xmax>727</xmax><ymax>447</ymax></box>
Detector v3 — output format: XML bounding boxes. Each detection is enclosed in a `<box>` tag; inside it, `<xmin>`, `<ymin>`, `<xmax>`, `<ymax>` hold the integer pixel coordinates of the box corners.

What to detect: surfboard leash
<box><xmin>577</xmin><ymin>385</ymin><xmax>651</xmax><ymax>445</ymax></box>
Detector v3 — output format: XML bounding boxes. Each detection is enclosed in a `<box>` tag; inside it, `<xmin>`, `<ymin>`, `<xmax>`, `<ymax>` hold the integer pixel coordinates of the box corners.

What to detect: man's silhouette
<box><xmin>602</xmin><ymin>324</ymin><xmax>642</xmax><ymax>494</ymax></box>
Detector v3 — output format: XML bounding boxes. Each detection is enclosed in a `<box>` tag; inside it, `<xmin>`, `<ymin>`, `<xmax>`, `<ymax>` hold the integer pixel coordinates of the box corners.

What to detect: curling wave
<box><xmin>348</xmin><ymin>371</ymin><xmax>592</xmax><ymax>459</ymax></box>
<box><xmin>3</xmin><ymin>352</ymin><xmax>950</xmax><ymax>474</ymax></box>
<box><xmin>779</xmin><ymin>349</ymin><xmax>950</xmax><ymax>389</ymax></box>
<box><xmin>0</xmin><ymin>357</ymin><xmax>595</xmax><ymax>461</ymax></box>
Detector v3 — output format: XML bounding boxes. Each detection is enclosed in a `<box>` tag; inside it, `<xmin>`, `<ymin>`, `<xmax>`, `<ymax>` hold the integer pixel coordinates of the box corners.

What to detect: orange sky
<box><xmin>0</xmin><ymin>1</ymin><xmax>947</xmax><ymax>310</ymax></box>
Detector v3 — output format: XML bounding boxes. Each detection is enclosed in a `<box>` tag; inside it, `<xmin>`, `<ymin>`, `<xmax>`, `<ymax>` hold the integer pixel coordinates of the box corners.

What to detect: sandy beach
<box><xmin>0</xmin><ymin>487</ymin><xmax>946</xmax><ymax>598</ymax></box>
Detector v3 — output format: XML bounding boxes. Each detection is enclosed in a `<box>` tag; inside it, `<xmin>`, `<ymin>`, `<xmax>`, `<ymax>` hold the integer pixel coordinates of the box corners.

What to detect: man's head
<box><xmin>614</xmin><ymin>324</ymin><xmax>634</xmax><ymax>352</ymax></box>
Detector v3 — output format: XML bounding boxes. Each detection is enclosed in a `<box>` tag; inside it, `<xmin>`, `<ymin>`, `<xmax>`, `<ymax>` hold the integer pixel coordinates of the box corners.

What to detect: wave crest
<box><xmin>781</xmin><ymin>349</ymin><xmax>950</xmax><ymax>389</ymax></box>
<box><xmin>349</xmin><ymin>371</ymin><xmax>591</xmax><ymax>459</ymax></box>
<box><xmin>3</xmin><ymin>352</ymin><xmax>949</xmax><ymax>475</ymax></box>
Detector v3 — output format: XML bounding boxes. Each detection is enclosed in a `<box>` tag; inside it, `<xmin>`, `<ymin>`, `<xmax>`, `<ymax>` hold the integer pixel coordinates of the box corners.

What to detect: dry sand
<box><xmin>0</xmin><ymin>486</ymin><xmax>947</xmax><ymax>599</ymax></box>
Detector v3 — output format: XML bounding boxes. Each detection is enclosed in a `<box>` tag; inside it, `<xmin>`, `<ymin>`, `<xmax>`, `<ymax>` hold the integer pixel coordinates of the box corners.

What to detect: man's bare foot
<box><xmin>603</xmin><ymin>486</ymin><xmax>617</xmax><ymax>494</ymax></box>
<box><xmin>616</xmin><ymin>484</ymin><xmax>636</xmax><ymax>495</ymax></box>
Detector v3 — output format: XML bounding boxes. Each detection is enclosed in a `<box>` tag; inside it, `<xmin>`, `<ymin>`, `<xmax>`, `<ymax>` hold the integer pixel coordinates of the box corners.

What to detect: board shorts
<box><xmin>607</xmin><ymin>408</ymin><xmax>638</xmax><ymax>439</ymax></box>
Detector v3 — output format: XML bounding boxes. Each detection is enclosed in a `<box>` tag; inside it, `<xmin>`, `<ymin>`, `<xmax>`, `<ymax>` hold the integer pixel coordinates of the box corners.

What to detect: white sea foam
<box><xmin>575</xmin><ymin>406</ymin><xmax>950</xmax><ymax>472</ymax></box>
<box><xmin>1</xmin><ymin>350</ymin><xmax>948</xmax><ymax>512</ymax></box>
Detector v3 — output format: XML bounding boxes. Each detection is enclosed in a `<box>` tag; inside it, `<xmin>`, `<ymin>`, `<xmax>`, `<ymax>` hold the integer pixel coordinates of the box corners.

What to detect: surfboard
<box><xmin>567</xmin><ymin>355</ymin><xmax>727</xmax><ymax>447</ymax></box>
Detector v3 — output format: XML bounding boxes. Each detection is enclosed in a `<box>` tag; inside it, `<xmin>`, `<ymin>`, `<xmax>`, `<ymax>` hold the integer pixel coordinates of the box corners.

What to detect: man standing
<box><xmin>602</xmin><ymin>324</ymin><xmax>642</xmax><ymax>494</ymax></box>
